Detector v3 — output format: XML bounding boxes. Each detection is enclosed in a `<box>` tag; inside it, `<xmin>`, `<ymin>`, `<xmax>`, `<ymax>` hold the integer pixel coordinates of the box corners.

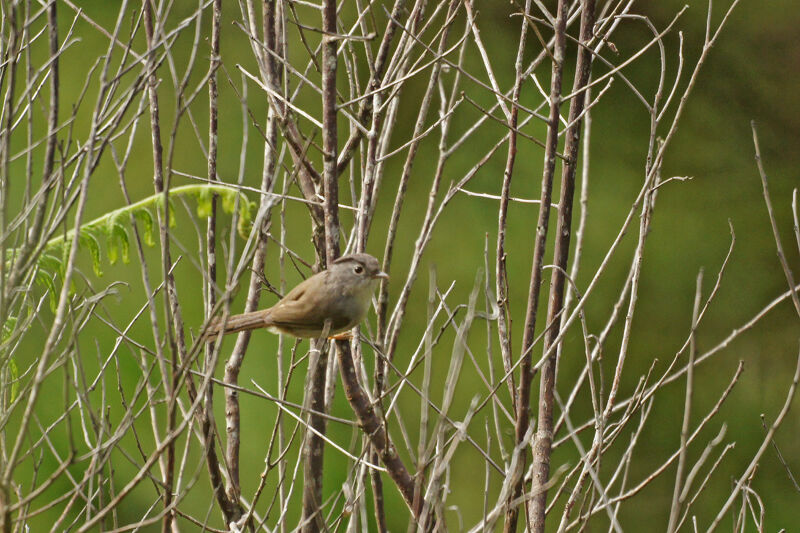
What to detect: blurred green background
<box><xmin>8</xmin><ymin>0</ymin><xmax>799</xmax><ymax>530</ymax></box>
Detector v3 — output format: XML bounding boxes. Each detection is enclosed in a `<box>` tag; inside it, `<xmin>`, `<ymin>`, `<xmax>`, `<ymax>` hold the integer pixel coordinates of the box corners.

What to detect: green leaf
<box><xmin>36</xmin><ymin>269</ymin><xmax>58</xmax><ymax>311</ymax></box>
<box><xmin>197</xmin><ymin>187</ymin><xmax>214</xmax><ymax>218</ymax></box>
<box><xmin>168</xmin><ymin>200</ymin><xmax>177</xmax><ymax>228</ymax></box>
<box><xmin>134</xmin><ymin>209</ymin><xmax>156</xmax><ymax>246</ymax></box>
<box><xmin>106</xmin><ymin>221</ymin><xmax>130</xmax><ymax>265</ymax></box>
<box><xmin>107</xmin><ymin>239</ymin><xmax>118</xmax><ymax>265</ymax></box>
<box><xmin>115</xmin><ymin>223</ymin><xmax>130</xmax><ymax>264</ymax></box>
<box><xmin>38</xmin><ymin>253</ymin><xmax>62</xmax><ymax>275</ymax></box>
<box><xmin>59</xmin><ymin>242</ymin><xmax>70</xmax><ymax>285</ymax></box>
<box><xmin>79</xmin><ymin>231</ymin><xmax>103</xmax><ymax>277</ymax></box>
<box><xmin>2</xmin><ymin>316</ymin><xmax>17</xmax><ymax>343</ymax></box>
<box><xmin>8</xmin><ymin>357</ymin><xmax>19</xmax><ymax>403</ymax></box>
<box><xmin>221</xmin><ymin>190</ymin><xmax>237</xmax><ymax>214</ymax></box>
<box><xmin>237</xmin><ymin>198</ymin><xmax>254</xmax><ymax>239</ymax></box>
<box><xmin>152</xmin><ymin>196</ymin><xmax>176</xmax><ymax>227</ymax></box>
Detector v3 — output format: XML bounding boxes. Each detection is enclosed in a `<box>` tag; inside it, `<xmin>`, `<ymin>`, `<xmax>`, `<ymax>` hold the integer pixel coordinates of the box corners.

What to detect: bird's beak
<box><xmin>374</xmin><ymin>271</ymin><xmax>389</xmax><ymax>280</ymax></box>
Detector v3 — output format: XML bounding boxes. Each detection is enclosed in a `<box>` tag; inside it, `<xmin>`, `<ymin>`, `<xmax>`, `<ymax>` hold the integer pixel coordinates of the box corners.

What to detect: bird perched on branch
<box><xmin>203</xmin><ymin>253</ymin><xmax>388</xmax><ymax>340</ymax></box>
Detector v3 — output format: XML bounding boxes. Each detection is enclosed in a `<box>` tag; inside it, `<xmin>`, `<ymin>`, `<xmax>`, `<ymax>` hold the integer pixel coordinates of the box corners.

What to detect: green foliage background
<box><xmin>6</xmin><ymin>1</ymin><xmax>799</xmax><ymax>530</ymax></box>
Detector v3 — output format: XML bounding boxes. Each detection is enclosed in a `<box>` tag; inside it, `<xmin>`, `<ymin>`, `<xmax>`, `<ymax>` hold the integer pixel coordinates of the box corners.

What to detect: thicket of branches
<box><xmin>0</xmin><ymin>0</ymin><xmax>798</xmax><ymax>531</ymax></box>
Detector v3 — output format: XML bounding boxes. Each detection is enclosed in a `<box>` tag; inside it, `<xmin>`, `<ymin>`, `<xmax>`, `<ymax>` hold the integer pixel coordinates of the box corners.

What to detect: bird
<box><xmin>203</xmin><ymin>253</ymin><xmax>388</xmax><ymax>340</ymax></box>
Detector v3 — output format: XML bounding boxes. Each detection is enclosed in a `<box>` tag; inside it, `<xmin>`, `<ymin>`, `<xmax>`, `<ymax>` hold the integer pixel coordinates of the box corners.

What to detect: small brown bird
<box><xmin>203</xmin><ymin>253</ymin><xmax>388</xmax><ymax>340</ymax></box>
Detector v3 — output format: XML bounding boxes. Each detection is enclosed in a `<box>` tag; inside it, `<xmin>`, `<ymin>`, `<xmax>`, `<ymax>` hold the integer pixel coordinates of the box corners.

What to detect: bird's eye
<box><xmin>354</xmin><ymin>265</ymin><xmax>364</xmax><ymax>274</ymax></box>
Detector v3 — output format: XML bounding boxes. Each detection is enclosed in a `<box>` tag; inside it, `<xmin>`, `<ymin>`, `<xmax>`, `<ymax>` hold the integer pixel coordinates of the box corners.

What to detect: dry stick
<box><xmin>274</xmin><ymin>27</ymin><xmax>290</xmax><ymax>531</ymax></box>
<box><xmin>504</xmin><ymin>1</ymin><xmax>568</xmax><ymax>531</ymax></box>
<box><xmin>148</xmin><ymin>1</ymin><xmax>244</xmax><ymax>527</ymax></box>
<box><xmin>587</xmin><ymin>205</ymin><xmax>728</xmax><ymax>444</ymax></box>
<box><xmin>545</xmin><ymin>284</ymin><xmax>599</xmax><ymax>522</ymax></box>
<box><xmin>599</xmin><ymin>400</ymin><xmax>654</xmax><ymax>523</ymax></box>
<box><xmin>445</xmin><ymin>1</ymin><xmax>584</xmax><ymax>159</ymax></box>
<box><xmin>380</xmin><ymin>126</ymin><xmax>529</xmax><ymax>430</ymax></box>
<box><xmin>358</xmin><ymin>0</ymin><xmax>443</xmax><ymax>249</ymax></box>
<box><xmin>570</xmin><ymin>361</ymin><xmax>745</xmax><ymax>527</ymax></box>
<box><xmin>528</xmin><ymin>3</ymin><xmax>594</xmax><ymax>531</ymax></box>
<box><xmin>223</xmin><ymin>3</ymin><xmax>282</xmax><ymax>528</ymax></box>
<box><xmin>21</xmin><ymin>0</ymin><xmax>33</xmax><ymax>227</ymax></box>
<box><xmin>377</xmin><ymin>0</ymin><xmax>448</xmax><ymax>95</ymax></box>
<box><xmin>348</xmin><ymin>3</ymin><xmax>413</xmax><ymax>526</ymax></box>
<box><xmin>496</xmin><ymin>0</ymin><xmax>532</xmax><ymax>410</ymax></box>
<box><xmin>559</xmin><ymin>215</ymin><xmax>730</xmax><ymax>451</ymax></box>
<box><xmin>193</xmin><ymin>0</ymin><xmax>263</xmax><ymax>529</ymax></box>
<box><xmin>417</xmin><ymin>278</ymin><xmax>482</xmax><ymax>528</ymax></box>
<box><xmin>419</xmin><ymin>396</ymin><xmax>481</xmax><ymax>529</ymax></box>
<box><xmin>708</xmin><ymin>349</ymin><xmax>800</xmax><ymax>531</ymax></box>
<box><xmin>4</xmin><ymin>0</ymin><xmax>59</xmax><ymax>297</ymax></box>
<box><xmin>378</xmin><ymin>0</ymin><xmax>461</xmax><ymax>351</ymax></box>
<box><xmin>793</xmin><ymin>189</ymin><xmax>800</xmax><ymax>256</ymax></box>
<box><xmin>336</xmin><ymin>0</ymin><xmax>408</xmax><ymax>177</ymax></box>
<box><xmin>673</xmin><ymin>429</ymin><xmax>732</xmax><ymax>532</ymax></box>
<box><xmin>484</xmin><ymin>236</ymin><xmax>512</xmax><ymax>462</ymax></box>
<box><xmin>308</xmin><ymin>18</ymin><xmax>456</xmax><ymax>511</ymax></box>
<box><xmin>552</xmin><ymin>81</ymin><xmax>593</xmax><ymax>440</ymax></box>
<box><xmin>752</xmin><ymin>122</ymin><xmax>800</xmax><ymax>319</ymax></box>
<box><xmin>666</xmin><ymin>270</ymin><xmax>703</xmax><ymax>533</ymax></box>
<box><xmin>237</xmin><ymin>3</ymin><xmax>326</xmax><ymax>255</ymax></box>
<box><xmin>300</xmin><ymin>0</ymin><xmax>341</xmax><ymax>529</ymax></box>
<box><xmin>468</xmin><ymin>425</ymin><xmax>536</xmax><ymax>533</ymax></box>
<box><xmin>535</xmin><ymin>1</ymin><xmax>742</xmax><ymax>461</ymax></box>
<box><xmin>157</xmin><ymin>4</ymin><xmax>210</xmax><ymax>164</ymax></box>
<box><xmin>112</xmin><ymin>87</ymin><xmax>177</xmax><ymax>507</ymax></box>
<box><xmin>75</xmin><ymin>326</ymin><xmax>236</xmax><ymax>533</ymax></box>
<box><xmin>0</xmin><ymin>0</ymin><xmax>120</xmax><ymax>505</ymax></box>
<box><xmin>760</xmin><ymin>413</ymin><xmax>800</xmax><ymax>495</ymax></box>
<box><xmin>7</xmin><ymin>81</ymin><xmax>144</xmax><ymax>295</ymax></box>
<box><xmin>373</xmin><ymin>346</ymin><xmax>506</xmax><ymax>480</ymax></box>
<box><xmin>464</xmin><ymin>0</ymin><xmax>511</xmax><ymax>121</ymax></box>
<box><xmin>411</xmin><ymin>267</ymin><xmax>437</xmax><ymax>525</ymax></box>
<box><xmin>142</xmin><ymin>5</ymin><xmax>182</xmax><ymax>530</ymax></box>
<box><xmin>155</xmin><ymin>5</ymin><xmax>247</xmax><ymax>528</ymax></box>
<box><xmin>339</xmin><ymin>5</ymin><xmax>434</xmax><ymax>528</ymax></box>
<box><xmin>337</xmin><ymin>336</ymin><xmax>417</xmax><ymax>512</ymax></box>
<box><xmin>0</xmin><ymin>0</ymin><xmax>20</xmax><ymax>338</ymax></box>
<box><xmin>357</xmin><ymin>3</ymin><xmax>463</xmax><ymax>522</ymax></box>
<box><xmin>551</xmin><ymin>389</ymin><xmax>622</xmax><ymax>533</ymax></box>
<box><xmin>560</xmin><ymin>19</ymin><xmax>671</xmax><ymax>511</ymax></box>
<box><xmin>363</xmin><ymin>145</ymin><xmax>392</xmax><ymax>532</ymax></box>
<box><xmin>203</xmin><ymin>0</ymin><xmax>223</xmax><ymax>527</ymax></box>
<box><xmin>557</xmin><ymin>240</ymin><xmax>800</xmax><ymax>454</ymax></box>
<box><xmin>362</xmin><ymin>85</ymin><xmax>391</xmax><ymax>533</ymax></box>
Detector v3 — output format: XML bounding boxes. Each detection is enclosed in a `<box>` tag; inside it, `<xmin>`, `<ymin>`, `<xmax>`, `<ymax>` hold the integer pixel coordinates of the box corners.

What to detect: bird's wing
<box><xmin>266</xmin><ymin>273</ymin><xmax>352</xmax><ymax>331</ymax></box>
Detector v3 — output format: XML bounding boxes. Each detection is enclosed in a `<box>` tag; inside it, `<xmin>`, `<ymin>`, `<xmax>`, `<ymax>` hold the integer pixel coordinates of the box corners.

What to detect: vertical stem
<box><xmin>336</xmin><ymin>344</ymin><xmax>417</xmax><ymax>510</ymax></box>
<box><xmin>142</xmin><ymin>4</ymin><xmax>177</xmax><ymax>530</ymax></box>
<box><xmin>203</xmin><ymin>0</ymin><xmax>239</xmax><ymax>526</ymax></box>
<box><xmin>379</xmin><ymin>0</ymin><xmax>460</xmax><ymax>362</ymax></box>
<box><xmin>302</xmin><ymin>0</ymin><xmax>339</xmax><ymax>529</ymax></box>
<box><xmin>497</xmin><ymin>0</ymin><xmax>531</xmax><ymax>413</ymax></box>
<box><xmin>5</xmin><ymin>0</ymin><xmax>58</xmax><ymax>296</ymax></box>
<box><xmin>0</xmin><ymin>1</ymin><xmax>18</xmax><ymax>327</ymax></box>
<box><xmin>667</xmin><ymin>270</ymin><xmax>703</xmax><ymax>532</ymax></box>
<box><xmin>528</xmin><ymin>2</ymin><xmax>595</xmax><ymax>531</ymax></box>
<box><xmin>321</xmin><ymin>6</ymin><xmax>340</xmax><ymax>265</ymax></box>
<box><xmin>0</xmin><ymin>3</ymin><xmax>19</xmax><ymax>517</ymax></box>
<box><xmin>206</xmin><ymin>0</ymin><xmax>221</xmax><ymax>338</ymax></box>
<box><xmin>2</xmin><ymin>0</ymin><xmax>111</xmax><ymax>497</ymax></box>
<box><xmin>223</xmin><ymin>0</ymin><xmax>282</xmax><ymax>527</ymax></box>
<box><xmin>505</xmin><ymin>1</ymin><xmax>568</xmax><ymax>531</ymax></box>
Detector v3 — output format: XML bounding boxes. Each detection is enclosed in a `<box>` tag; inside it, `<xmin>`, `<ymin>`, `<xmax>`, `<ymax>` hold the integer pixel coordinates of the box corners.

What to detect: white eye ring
<box><xmin>354</xmin><ymin>265</ymin><xmax>364</xmax><ymax>274</ymax></box>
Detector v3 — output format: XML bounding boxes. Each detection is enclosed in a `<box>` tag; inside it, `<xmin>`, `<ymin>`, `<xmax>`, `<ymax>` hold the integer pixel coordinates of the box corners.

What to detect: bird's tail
<box><xmin>202</xmin><ymin>310</ymin><xmax>269</xmax><ymax>340</ymax></box>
